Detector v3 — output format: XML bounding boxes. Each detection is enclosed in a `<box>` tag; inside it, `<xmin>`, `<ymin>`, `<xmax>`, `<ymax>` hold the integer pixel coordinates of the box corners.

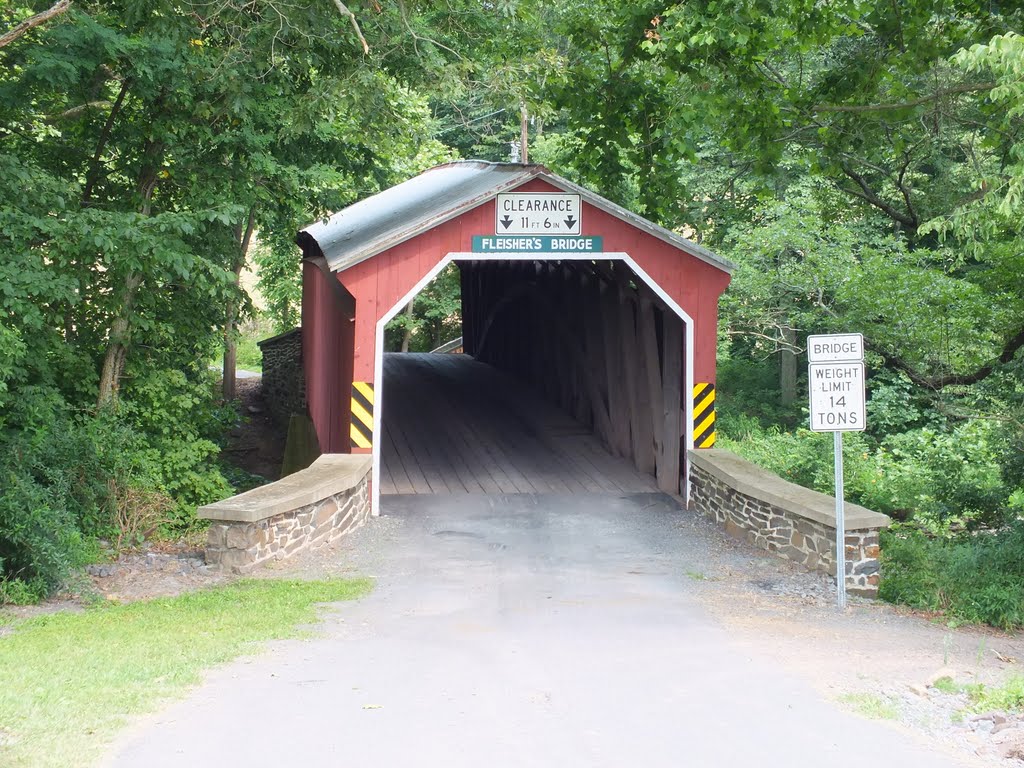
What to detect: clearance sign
<box><xmin>495</xmin><ymin>193</ymin><xmax>582</xmax><ymax>235</ymax></box>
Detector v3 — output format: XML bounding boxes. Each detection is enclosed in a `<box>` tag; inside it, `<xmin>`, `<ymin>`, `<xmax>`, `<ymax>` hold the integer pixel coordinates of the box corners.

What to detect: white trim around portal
<box><xmin>371</xmin><ymin>251</ymin><xmax>696</xmax><ymax>516</ymax></box>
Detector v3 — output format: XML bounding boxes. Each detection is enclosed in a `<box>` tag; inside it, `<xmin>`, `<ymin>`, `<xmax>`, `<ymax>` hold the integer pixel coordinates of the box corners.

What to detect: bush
<box><xmin>857</xmin><ymin>422</ymin><xmax>1009</xmax><ymax>530</ymax></box>
<box><xmin>0</xmin><ymin>466</ymin><xmax>87</xmax><ymax>604</ymax></box>
<box><xmin>879</xmin><ymin>523</ymin><xmax>1024</xmax><ymax>630</ymax></box>
<box><xmin>0</xmin><ymin>398</ymin><xmax>143</xmax><ymax>600</ymax></box>
<box><xmin>118</xmin><ymin>368</ymin><xmax>234</xmax><ymax>530</ymax></box>
<box><xmin>720</xmin><ymin>416</ymin><xmax>1015</xmax><ymax>530</ymax></box>
<box><xmin>0</xmin><ymin>374</ymin><xmax>233</xmax><ymax>602</ymax></box>
<box><xmin>718</xmin><ymin>423</ymin><xmax>880</xmax><ymax>505</ymax></box>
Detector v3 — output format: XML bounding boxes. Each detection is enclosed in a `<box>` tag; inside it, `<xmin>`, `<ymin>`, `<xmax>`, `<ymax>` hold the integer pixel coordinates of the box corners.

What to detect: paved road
<box><xmin>107</xmin><ymin>494</ymin><xmax>972</xmax><ymax>768</ymax></box>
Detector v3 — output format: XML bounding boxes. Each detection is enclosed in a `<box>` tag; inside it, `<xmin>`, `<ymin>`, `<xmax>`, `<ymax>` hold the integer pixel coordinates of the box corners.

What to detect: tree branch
<box><xmin>82</xmin><ymin>77</ymin><xmax>131</xmax><ymax>206</ymax></box>
<box><xmin>839</xmin><ymin>162</ymin><xmax>918</xmax><ymax>229</ymax></box>
<box><xmin>395</xmin><ymin>0</ymin><xmax>462</xmax><ymax>60</ymax></box>
<box><xmin>869</xmin><ymin>326</ymin><xmax>1024</xmax><ymax>390</ymax></box>
<box><xmin>813</xmin><ymin>82</ymin><xmax>995</xmax><ymax>113</ymax></box>
<box><xmin>47</xmin><ymin>100</ymin><xmax>112</xmax><ymax>121</ymax></box>
<box><xmin>330</xmin><ymin>0</ymin><xmax>368</xmax><ymax>54</ymax></box>
<box><xmin>895</xmin><ymin>158</ymin><xmax>919</xmax><ymax>229</ymax></box>
<box><xmin>0</xmin><ymin>0</ymin><xmax>72</xmax><ymax>48</ymax></box>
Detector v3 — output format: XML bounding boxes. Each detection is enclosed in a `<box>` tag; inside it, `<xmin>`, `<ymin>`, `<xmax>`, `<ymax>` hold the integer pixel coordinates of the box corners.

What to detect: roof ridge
<box><xmin>297</xmin><ymin>162</ymin><xmax>733</xmax><ymax>275</ymax></box>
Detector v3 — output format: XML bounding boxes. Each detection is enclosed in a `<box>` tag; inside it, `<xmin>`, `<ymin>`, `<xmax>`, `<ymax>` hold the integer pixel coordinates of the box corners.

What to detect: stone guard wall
<box><xmin>257</xmin><ymin>327</ymin><xmax>305</xmax><ymax>432</ymax></box>
<box><xmin>688</xmin><ymin>449</ymin><xmax>889</xmax><ymax>597</ymax></box>
<box><xmin>200</xmin><ymin>454</ymin><xmax>370</xmax><ymax>574</ymax></box>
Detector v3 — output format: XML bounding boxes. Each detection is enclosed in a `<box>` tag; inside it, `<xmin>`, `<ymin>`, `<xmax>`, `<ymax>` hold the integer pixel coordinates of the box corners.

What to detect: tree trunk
<box><xmin>520</xmin><ymin>101</ymin><xmax>529</xmax><ymax>164</ymax></box>
<box><xmin>222</xmin><ymin>208</ymin><xmax>257</xmax><ymax>401</ymax></box>
<box><xmin>96</xmin><ymin>137</ymin><xmax>163</xmax><ymax>408</ymax></box>
<box><xmin>97</xmin><ymin>272</ymin><xmax>143</xmax><ymax>407</ymax></box>
<box><xmin>400</xmin><ymin>299</ymin><xmax>415</xmax><ymax>353</ymax></box>
<box><xmin>780</xmin><ymin>326</ymin><xmax>797</xmax><ymax>406</ymax></box>
<box><xmin>222</xmin><ymin>305</ymin><xmax>239</xmax><ymax>401</ymax></box>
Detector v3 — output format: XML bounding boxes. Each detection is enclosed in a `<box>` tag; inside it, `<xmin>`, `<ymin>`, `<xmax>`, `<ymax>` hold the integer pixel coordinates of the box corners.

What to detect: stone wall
<box><xmin>688</xmin><ymin>449</ymin><xmax>889</xmax><ymax>597</ymax></box>
<box><xmin>200</xmin><ymin>454</ymin><xmax>370</xmax><ymax>574</ymax></box>
<box><xmin>257</xmin><ymin>327</ymin><xmax>305</xmax><ymax>431</ymax></box>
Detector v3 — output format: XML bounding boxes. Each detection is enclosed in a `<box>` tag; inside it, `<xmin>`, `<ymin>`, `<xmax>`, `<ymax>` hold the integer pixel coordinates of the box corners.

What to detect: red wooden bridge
<box><xmin>296</xmin><ymin>161</ymin><xmax>732</xmax><ymax>512</ymax></box>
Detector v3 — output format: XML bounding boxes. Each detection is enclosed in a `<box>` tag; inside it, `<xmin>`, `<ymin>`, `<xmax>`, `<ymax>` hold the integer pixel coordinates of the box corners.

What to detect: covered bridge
<box><xmin>295</xmin><ymin>161</ymin><xmax>733</xmax><ymax>514</ymax></box>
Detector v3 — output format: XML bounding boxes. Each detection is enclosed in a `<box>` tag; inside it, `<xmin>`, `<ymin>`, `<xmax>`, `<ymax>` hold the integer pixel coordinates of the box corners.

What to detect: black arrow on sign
<box><xmin>564</xmin><ymin>215</ymin><xmax>577</xmax><ymax>229</ymax></box>
<box><xmin>499</xmin><ymin>215</ymin><xmax>513</xmax><ymax>229</ymax></box>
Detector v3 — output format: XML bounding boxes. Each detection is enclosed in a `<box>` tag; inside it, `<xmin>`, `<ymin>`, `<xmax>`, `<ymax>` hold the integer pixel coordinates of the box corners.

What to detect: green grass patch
<box><xmin>0</xmin><ymin>578</ymin><xmax>371</xmax><ymax>768</ymax></box>
<box><xmin>838</xmin><ymin>692</ymin><xmax>900</xmax><ymax>721</ymax></box>
<box><xmin>927</xmin><ymin>675</ymin><xmax>1024</xmax><ymax>719</ymax></box>
<box><xmin>971</xmin><ymin>675</ymin><xmax>1024</xmax><ymax>713</ymax></box>
<box><xmin>931</xmin><ymin>676</ymin><xmax>966</xmax><ymax>695</ymax></box>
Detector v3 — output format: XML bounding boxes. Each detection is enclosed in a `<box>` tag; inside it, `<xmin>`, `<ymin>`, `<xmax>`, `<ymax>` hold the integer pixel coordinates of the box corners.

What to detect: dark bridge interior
<box><xmin>379</xmin><ymin>259</ymin><xmax>688</xmax><ymax>496</ymax></box>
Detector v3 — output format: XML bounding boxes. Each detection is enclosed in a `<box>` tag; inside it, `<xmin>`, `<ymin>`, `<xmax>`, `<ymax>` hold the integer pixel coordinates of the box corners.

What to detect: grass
<box><xmin>0</xmin><ymin>578</ymin><xmax>371</xmax><ymax>768</ymax></box>
<box><xmin>932</xmin><ymin>675</ymin><xmax>1024</xmax><ymax>714</ymax></box>
<box><xmin>838</xmin><ymin>692</ymin><xmax>900</xmax><ymax>721</ymax></box>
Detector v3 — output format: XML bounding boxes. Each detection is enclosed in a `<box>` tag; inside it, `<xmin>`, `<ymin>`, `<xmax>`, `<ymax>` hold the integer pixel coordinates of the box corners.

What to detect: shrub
<box><xmin>0</xmin><ymin>375</ymin><xmax>231</xmax><ymax>601</ymax></box>
<box><xmin>119</xmin><ymin>369</ymin><xmax>233</xmax><ymax>525</ymax></box>
<box><xmin>717</xmin><ymin>423</ymin><xmax>878</xmax><ymax>503</ymax></box>
<box><xmin>879</xmin><ymin>523</ymin><xmax>1024</xmax><ymax>630</ymax></box>
<box><xmin>0</xmin><ymin>465</ymin><xmax>87</xmax><ymax>603</ymax></box>
<box><xmin>721</xmin><ymin>415</ymin><xmax>1015</xmax><ymax>530</ymax></box>
<box><xmin>858</xmin><ymin>422</ymin><xmax>1009</xmax><ymax>530</ymax></box>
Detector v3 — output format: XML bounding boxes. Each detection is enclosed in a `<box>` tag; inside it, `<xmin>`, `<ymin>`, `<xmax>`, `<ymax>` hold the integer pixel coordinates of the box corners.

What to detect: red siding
<box><xmin>335</xmin><ymin>178</ymin><xmax>730</xmax><ymax>389</ymax></box>
<box><xmin>302</xmin><ymin>260</ymin><xmax>353</xmax><ymax>454</ymax></box>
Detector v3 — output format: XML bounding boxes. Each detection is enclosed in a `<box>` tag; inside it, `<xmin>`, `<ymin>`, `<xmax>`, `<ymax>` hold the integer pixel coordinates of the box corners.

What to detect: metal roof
<box><xmin>297</xmin><ymin>161</ymin><xmax>733</xmax><ymax>274</ymax></box>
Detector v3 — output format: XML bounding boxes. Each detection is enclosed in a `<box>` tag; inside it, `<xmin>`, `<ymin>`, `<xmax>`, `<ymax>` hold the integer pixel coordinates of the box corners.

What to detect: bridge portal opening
<box><xmin>374</xmin><ymin>256</ymin><xmax>691</xmax><ymax>509</ymax></box>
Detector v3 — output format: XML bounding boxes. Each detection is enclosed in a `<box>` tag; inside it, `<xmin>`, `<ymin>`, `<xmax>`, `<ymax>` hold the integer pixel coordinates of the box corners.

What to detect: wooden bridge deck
<box><xmin>380</xmin><ymin>353</ymin><xmax>659</xmax><ymax>495</ymax></box>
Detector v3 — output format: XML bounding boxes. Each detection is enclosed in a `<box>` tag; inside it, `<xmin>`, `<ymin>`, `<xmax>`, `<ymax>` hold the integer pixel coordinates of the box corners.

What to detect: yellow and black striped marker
<box><xmin>350</xmin><ymin>381</ymin><xmax>374</xmax><ymax>449</ymax></box>
<box><xmin>693</xmin><ymin>382</ymin><xmax>716</xmax><ymax>448</ymax></box>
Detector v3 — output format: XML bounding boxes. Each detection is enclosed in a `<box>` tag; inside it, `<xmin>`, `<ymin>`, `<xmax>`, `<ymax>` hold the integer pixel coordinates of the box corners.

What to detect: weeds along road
<box><xmin>107</xmin><ymin>493</ymin><xmax>990</xmax><ymax>768</ymax></box>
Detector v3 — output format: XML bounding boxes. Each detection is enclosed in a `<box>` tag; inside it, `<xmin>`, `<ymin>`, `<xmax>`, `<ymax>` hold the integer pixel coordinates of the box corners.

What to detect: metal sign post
<box><xmin>807</xmin><ymin>333</ymin><xmax>866</xmax><ymax>610</ymax></box>
<box><xmin>833</xmin><ymin>430</ymin><xmax>846</xmax><ymax>609</ymax></box>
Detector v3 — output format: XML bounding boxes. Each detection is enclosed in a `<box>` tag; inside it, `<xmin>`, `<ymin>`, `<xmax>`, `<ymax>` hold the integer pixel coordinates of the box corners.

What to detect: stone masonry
<box><xmin>200</xmin><ymin>454</ymin><xmax>370</xmax><ymax>574</ymax></box>
<box><xmin>688</xmin><ymin>449</ymin><xmax>889</xmax><ymax>597</ymax></box>
<box><xmin>257</xmin><ymin>327</ymin><xmax>305</xmax><ymax>432</ymax></box>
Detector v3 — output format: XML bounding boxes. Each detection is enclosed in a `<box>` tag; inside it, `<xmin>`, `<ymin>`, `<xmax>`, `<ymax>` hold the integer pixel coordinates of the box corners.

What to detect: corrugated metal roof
<box><xmin>297</xmin><ymin>160</ymin><xmax>733</xmax><ymax>274</ymax></box>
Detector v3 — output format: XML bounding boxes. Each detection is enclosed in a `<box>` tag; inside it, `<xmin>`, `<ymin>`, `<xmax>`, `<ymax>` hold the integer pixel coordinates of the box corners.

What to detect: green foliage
<box><xmin>970</xmin><ymin>676</ymin><xmax>1024</xmax><ymax>713</ymax></box>
<box><xmin>715</xmin><ymin>356</ymin><xmax>799</xmax><ymax>429</ymax></box>
<box><xmin>859</xmin><ymin>422</ymin><xmax>1009</xmax><ymax>530</ymax></box>
<box><xmin>384</xmin><ymin>264</ymin><xmax>463</xmax><ymax>352</ymax></box>
<box><xmin>0</xmin><ymin>396</ymin><xmax>132</xmax><ymax>600</ymax></box>
<box><xmin>720</xmin><ymin>412</ymin><xmax>1016</xmax><ymax>531</ymax></box>
<box><xmin>879</xmin><ymin>523</ymin><xmax>1024</xmax><ymax>630</ymax></box>
<box><xmin>118</xmin><ymin>369</ymin><xmax>233</xmax><ymax>528</ymax></box>
<box><xmin>930</xmin><ymin>674</ymin><xmax>1024</xmax><ymax>714</ymax></box>
<box><xmin>0</xmin><ymin>374</ymin><xmax>234</xmax><ymax>601</ymax></box>
<box><xmin>0</xmin><ymin>0</ymin><xmax>462</xmax><ymax>602</ymax></box>
<box><xmin>0</xmin><ymin>465</ymin><xmax>86</xmax><ymax>604</ymax></box>
<box><xmin>924</xmin><ymin>32</ymin><xmax>1024</xmax><ymax>250</ymax></box>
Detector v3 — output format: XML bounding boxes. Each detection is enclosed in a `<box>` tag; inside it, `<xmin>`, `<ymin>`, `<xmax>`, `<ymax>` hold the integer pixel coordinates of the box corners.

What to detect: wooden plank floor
<box><xmin>379</xmin><ymin>353</ymin><xmax>659</xmax><ymax>495</ymax></box>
